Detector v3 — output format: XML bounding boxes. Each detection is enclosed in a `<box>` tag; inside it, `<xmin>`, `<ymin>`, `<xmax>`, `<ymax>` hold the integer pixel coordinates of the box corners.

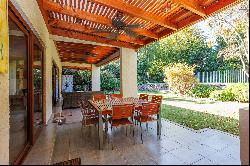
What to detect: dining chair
<box><xmin>109</xmin><ymin>104</ymin><xmax>135</xmax><ymax>149</ymax></box>
<box><xmin>92</xmin><ymin>94</ymin><xmax>111</xmax><ymax>132</ymax></box>
<box><xmin>134</xmin><ymin>102</ymin><xmax>160</xmax><ymax>144</ymax></box>
<box><xmin>135</xmin><ymin>94</ymin><xmax>149</xmax><ymax>122</ymax></box>
<box><xmin>93</xmin><ymin>94</ymin><xmax>106</xmax><ymax>101</ymax></box>
<box><xmin>110</xmin><ymin>93</ymin><xmax>123</xmax><ymax>99</ymax></box>
<box><xmin>151</xmin><ymin>95</ymin><xmax>163</xmax><ymax>104</ymax></box>
<box><xmin>139</xmin><ymin>93</ymin><xmax>149</xmax><ymax>101</ymax></box>
<box><xmin>80</xmin><ymin>99</ymin><xmax>99</xmax><ymax>144</ymax></box>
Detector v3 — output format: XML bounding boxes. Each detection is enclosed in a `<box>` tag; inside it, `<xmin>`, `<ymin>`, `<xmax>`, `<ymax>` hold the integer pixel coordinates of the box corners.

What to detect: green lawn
<box><xmin>161</xmin><ymin>104</ymin><xmax>239</xmax><ymax>136</ymax></box>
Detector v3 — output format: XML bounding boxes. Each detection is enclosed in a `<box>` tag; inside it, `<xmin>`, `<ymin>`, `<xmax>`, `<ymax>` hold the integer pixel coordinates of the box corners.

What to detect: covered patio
<box><xmin>23</xmin><ymin>106</ymin><xmax>240</xmax><ymax>165</ymax></box>
<box><xmin>0</xmin><ymin>0</ymin><xmax>247</xmax><ymax>165</ymax></box>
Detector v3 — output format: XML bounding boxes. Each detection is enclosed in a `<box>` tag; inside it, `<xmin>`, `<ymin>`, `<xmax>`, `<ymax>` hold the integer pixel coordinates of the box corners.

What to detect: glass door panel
<box><xmin>9</xmin><ymin>18</ymin><xmax>28</xmax><ymax>164</ymax></box>
<box><xmin>33</xmin><ymin>44</ymin><xmax>43</xmax><ymax>134</ymax></box>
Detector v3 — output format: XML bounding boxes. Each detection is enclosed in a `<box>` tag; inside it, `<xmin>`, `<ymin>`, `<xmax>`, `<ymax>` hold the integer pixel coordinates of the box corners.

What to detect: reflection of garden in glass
<box><xmin>33</xmin><ymin>44</ymin><xmax>43</xmax><ymax>135</ymax></box>
<box><xmin>34</xmin><ymin>68</ymin><xmax>42</xmax><ymax>90</ymax></box>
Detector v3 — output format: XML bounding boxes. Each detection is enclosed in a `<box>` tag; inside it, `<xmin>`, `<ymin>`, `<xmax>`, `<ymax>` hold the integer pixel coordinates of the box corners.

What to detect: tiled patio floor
<box><xmin>23</xmin><ymin>108</ymin><xmax>241</xmax><ymax>165</ymax></box>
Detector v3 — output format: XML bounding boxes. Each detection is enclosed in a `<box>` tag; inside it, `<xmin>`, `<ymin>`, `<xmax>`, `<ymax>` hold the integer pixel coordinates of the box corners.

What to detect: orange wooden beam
<box><xmin>37</xmin><ymin>0</ymin><xmax>52</xmax><ymax>32</ymax></box>
<box><xmin>51</xmin><ymin>19</ymin><xmax>145</xmax><ymax>45</ymax></box>
<box><xmin>91</xmin><ymin>0</ymin><xmax>178</xmax><ymax>30</ymax></box>
<box><xmin>51</xmin><ymin>27</ymin><xmax>137</xmax><ymax>49</ymax></box>
<box><xmin>42</xmin><ymin>0</ymin><xmax>159</xmax><ymax>39</ymax></box>
<box><xmin>171</xmin><ymin>0</ymin><xmax>207</xmax><ymax>17</ymax></box>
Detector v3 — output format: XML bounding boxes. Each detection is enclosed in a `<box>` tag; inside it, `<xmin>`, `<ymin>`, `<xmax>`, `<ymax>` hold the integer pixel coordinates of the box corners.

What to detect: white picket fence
<box><xmin>196</xmin><ymin>69</ymin><xmax>249</xmax><ymax>84</ymax></box>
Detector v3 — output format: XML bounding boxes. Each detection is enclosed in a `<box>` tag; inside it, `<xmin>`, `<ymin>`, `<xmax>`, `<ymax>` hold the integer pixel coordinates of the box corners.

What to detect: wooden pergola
<box><xmin>38</xmin><ymin>0</ymin><xmax>239</xmax><ymax>65</ymax></box>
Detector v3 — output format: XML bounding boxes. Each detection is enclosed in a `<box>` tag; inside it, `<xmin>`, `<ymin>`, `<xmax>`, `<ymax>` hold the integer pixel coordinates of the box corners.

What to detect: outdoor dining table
<box><xmin>89</xmin><ymin>97</ymin><xmax>162</xmax><ymax>150</ymax></box>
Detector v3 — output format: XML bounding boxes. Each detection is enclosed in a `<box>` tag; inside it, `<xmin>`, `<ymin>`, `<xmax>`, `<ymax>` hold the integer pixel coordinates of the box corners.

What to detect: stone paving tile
<box><xmin>169</xmin><ymin>147</ymin><xmax>205</xmax><ymax>164</ymax></box>
<box><xmin>187</xmin><ymin>141</ymin><xmax>218</xmax><ymax>158</ymax></box>
<box><xmin>191</xmin><ymin>158</ymin><xmax>216</xmax><ymax>165</ymax></box>
<box><xmin>198</xmin><ymin>133</ymin><xmax>232</xmax><ymax>151</ymax></box>
<box><xmin>155</xmin><ymin>152</ymin><xmax>187</xmax><ymax>165</ymax></box>
<box><xmin>218</xmin><ymin>144</ymin><xmax>240</xmax><ymax>159</ymax></box>
<box><xmin>206</xmin><ymin>151</ymin><xmax>241</xmax><ymax>165</ymax></box>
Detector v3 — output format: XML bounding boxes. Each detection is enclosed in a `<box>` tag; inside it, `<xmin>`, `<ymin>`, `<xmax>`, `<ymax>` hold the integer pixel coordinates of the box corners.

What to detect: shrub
<box><xmin>210</xmin><ymin>90</ymin><xmax>224</xmax><ymax>101</ymax></box>
<box><xmin>228</xmin><ymin>83</ymin><xmax>249</xmax><ymax>102</ymax></box>
<box><xmin>165</xmin><ymin>63</ymin><xmax>198</xmax><ymax>95</ymax></box>
<box><xmin>191</xmin><ymin>84</ymin><xmax>221</xmax><ymax>98</ymax></box>
<box><xmin>210</xmin><ymin>83</ymin><xmax>249</xmax><ymax>102</ymax></box>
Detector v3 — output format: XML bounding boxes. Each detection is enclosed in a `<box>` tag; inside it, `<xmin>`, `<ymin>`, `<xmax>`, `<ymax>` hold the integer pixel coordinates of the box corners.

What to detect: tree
<box><xmin>100</xmin><ymin>60</ymin><xmax>120</xmax><ymax>92</ymax></box>
<box><xmin>164</xmin><ymin>63</ymin><xmax>198</xmax><ymax>95</ymax></box>
<box><xmin>138</xmin><ymin>27</ymin><xmax>223</xmax><ymax>83</ymax></box>
<box><xmin>207</xmin><ymin>0</ymin><xmax>249</xmax><ymax>76</ymax></box>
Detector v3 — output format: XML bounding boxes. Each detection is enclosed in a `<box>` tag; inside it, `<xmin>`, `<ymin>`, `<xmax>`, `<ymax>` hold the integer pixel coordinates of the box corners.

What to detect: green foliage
<box><xmin>227</xmin><ymin>83</ymin><xmax>249</xmax><ymax>102</ymax></box>
<box><xmin>62</xmin><ymin>69</ymin><xmax>91</xmax><ymax>91</ymax></box>
<box><xmin>165</xmin><ymin>63</ymin><xmax>198</xmax><ymax>95</ymax></box>
<box><xmin>100</xmin><ymin>60</ymin><xmax>120</xmax><ymax>93</ymax></box>
<box><xmin>161</xmin><ymin>105</ymin><xmax>239</xmax><ymax>135</ymax></box>
<box><xmin>137</xmin><ymin>25</ymin><xmax>243</xmax><ymax>84</ymax></box>
<box><xmin>147</xmin><ymin>60</ymin><xmax>166</xmax><ymax>83</ymax></box>
<box><xmin>210</xmin><ymin>89</ymin><xmax>235</xmax><ymax>102</ymax></box>
<box><xmin>210</xmin><ymin>83</ymin><xmax>249</xmax><ymax>102</ymax></box>
<box><xmin>191</xmin><ymin>84</ymin><xmax>221</xmax><ymax>98</ymax></box>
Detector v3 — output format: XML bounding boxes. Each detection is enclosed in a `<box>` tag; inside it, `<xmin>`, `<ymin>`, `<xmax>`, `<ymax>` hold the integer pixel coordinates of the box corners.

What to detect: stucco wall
<box><xmin>92</xmin><ymin>65</ymin><xmax>101</xmax><ymax>91</ymax></box>
<box><xmin>10</xmin><ymin>0</ymin><xmax>62</xmax><ymax>123</ymax></box>
<box><xmin>120</xmin><ymin>48</ymin><xmax>138</xmax><ymax>98</ymax></box>
<box><xmin>0</xmin><ymin>74</ymin><xmax>9</xmax><ymax>164</ymax></box>
<box><xmin>0</xmin><ymin>0</ymin><xmax>9</xmax><ymax>163</ymax></box>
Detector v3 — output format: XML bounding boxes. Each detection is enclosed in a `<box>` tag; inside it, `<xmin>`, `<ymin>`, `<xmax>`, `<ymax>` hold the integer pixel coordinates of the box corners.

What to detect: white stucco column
<box><xmin>91</xmin><ymin>65</ymin><xmax>101</xmax><ymax>91</ymax></box>
<box><xmin>120</xmin><ymin>48</ymin><xmax>138</xmax><ymax>98</ymax></box>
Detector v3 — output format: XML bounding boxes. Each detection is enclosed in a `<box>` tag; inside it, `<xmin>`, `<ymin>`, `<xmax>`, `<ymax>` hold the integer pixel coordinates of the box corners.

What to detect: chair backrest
<box><xmin>139</xmin><ymin>94</ymin><xmax>149</xmax><ymax>101</ymax></box>
<box><xmin>111</xmin><ymin>94</ymin><xmax>123</xmax><ymax>99</ymax></box>
<box><xmin>112</xmin><ymin>104</ymin><xmax>134</xmax><ymax>120</ymax></box>
<box><xmin>151</xmin><ymin>95</ymin><xmax>163</xmax><ymax>104</ymax></box>
<box><xmin>141</xmin><ymin>103</ymin><xmax>159</xmax><ymax>116</ymax></box>
<box><xmin>80</xmin><ymin>100</ymin><xmax>98</xmax><ymax>118</ymax></box>
<box><xmin>93</xmin><ymin>94</ymin><xmax>106</xmax><ymax>101</ymax></box>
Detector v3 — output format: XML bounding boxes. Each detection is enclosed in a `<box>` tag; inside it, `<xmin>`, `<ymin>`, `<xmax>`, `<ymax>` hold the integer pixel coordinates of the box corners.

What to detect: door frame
<box><xmin>8</xmin><ymin>2</ymin><xmax>46</xmax><ymax>164</ymax></box>
<box><xmin>31</xmin><ymin>36</ymin><xmax>46</xmax><ymax>143</ymax></box>
<box><xmin>52</xmin><ymin>60</ymin><xmax>60</xmax><ymax>106</ymax></box>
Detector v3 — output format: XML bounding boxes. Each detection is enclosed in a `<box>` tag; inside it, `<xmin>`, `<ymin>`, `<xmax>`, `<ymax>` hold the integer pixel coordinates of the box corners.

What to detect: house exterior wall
<box><xmin>10</xmin><ymin>0</ymin><xmax>62</xmax><ymax>123</ymax></box>
<box><xmin>92</xmin><ymin>65</ymin><xmax>101</xmax><ymax>91</ymax></box>
<box><xmin>120</xmin><ymin>48</ymin><xmax>138</xmax><ymax>98</ymax></box>
<box><xmin>0</xmin><ymin>73</ymin><xmax>9</xmax><ymax>165</ymax></box>
<box><xmin>0</xmin><ymin>0</ymin><xmax>9</xmax><ymax>164</ymax></box>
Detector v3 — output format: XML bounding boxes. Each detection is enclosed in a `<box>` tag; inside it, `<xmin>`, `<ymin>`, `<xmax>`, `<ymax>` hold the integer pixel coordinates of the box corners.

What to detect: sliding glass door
<box><xmin>8</xmin><ymin>16</ymin><xmax>29</xmax><ymax>165</ymax></box>
<box><xmin>8</xmin><ymin>2</ymin><xmax>45</xmax><ymax>164</ymax></box>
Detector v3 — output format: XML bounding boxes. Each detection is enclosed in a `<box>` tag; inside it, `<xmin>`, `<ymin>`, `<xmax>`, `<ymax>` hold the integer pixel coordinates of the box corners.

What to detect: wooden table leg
<box><xmin>99</xmin><ymin>111</ymin><xmax>104</xmax><ymax>150</ymax></box>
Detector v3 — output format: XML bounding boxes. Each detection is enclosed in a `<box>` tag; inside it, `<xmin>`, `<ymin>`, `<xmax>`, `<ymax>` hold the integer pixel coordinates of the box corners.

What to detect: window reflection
<box><xmin>33</xmin><ymin>45</ymin><xmax>43</xmax><ymax>134</ymax></box>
